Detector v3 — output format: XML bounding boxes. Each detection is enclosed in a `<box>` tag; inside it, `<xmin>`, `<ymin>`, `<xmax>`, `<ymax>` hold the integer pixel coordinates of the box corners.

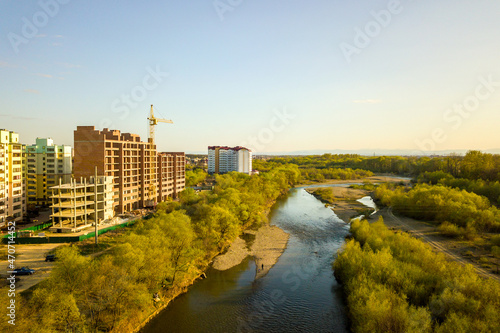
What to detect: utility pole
<box><xmin>94</xmin><ymin>166</ymin><xmax>98</xmax><ymax>245</ymax></box>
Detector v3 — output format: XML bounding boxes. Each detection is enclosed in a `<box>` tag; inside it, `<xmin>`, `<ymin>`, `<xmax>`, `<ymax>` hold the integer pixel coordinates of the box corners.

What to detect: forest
<box><xmin>255</xmin><ymin>150</ymin><xmax>500</xmax><ymax>182</ymax></box>
<box><xmin>334</xmin><ymin>218</ymin><xmax>500</xmax><ymax>333</ymax></box>
<box><xmin>1</xmin><ymin>164</ymin><xmax>300</xmax><ymax>333</ymax></box>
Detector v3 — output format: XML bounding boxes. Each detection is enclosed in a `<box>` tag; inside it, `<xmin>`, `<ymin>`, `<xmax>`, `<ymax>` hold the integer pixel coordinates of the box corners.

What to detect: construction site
<box><xmin>50</xmin><ymin>105</ymin><xmax>186</xmax><ymax>234</ymax></box>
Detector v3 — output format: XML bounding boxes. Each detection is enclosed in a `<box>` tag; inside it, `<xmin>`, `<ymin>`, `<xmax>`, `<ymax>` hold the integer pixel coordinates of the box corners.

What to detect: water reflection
<box><xmin>142</xmin><ymin>188</ymin><xmax>354</xmax><ymax>333</ymax></box>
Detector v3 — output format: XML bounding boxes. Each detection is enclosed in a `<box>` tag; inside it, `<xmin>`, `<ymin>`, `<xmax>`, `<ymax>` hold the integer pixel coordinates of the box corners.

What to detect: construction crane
<box><xmin>148</xmin><ymin>104</ymin><xmax>173</xmax><ymax>145</ymax></box>
<box><xmin>146</xmin><ymin>104</ymin><xmax>173</xmax><ymax>208</ymax></box>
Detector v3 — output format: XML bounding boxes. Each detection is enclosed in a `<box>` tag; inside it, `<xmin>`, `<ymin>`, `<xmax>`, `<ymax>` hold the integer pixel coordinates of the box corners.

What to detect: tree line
<box><xmin>1</xmin><ymin>164</ymin><xmax>300</xmax><ymax>332</ymax></box>
<box><xmin>417</xmin><ymin>171</ymin><xmax>500</xmax><ymax>205</ymax></box>
<box><xmin>374</xmin><ymin>183</ymin><xmax>500</xmax><ymax>233</ymax></box>
<box><xmin>256</xmin><ymin>150</ymin><xmax>500</xmax><ymax>181</ymax></box>
<box><xmin>334</xmin><ymin>218</ymin><xmax>500</xmax><ymax>333</ymax></box>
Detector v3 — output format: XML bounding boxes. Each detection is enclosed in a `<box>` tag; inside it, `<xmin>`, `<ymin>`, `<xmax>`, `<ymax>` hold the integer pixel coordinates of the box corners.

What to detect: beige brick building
<box><xmin>158</xmin><ymin>152</ymin><xmax>186</xmax><ymax>202</ymax></box>
<box><xmin>74</xmin><ymin>126</ymin><xmax>185</xmax><ymax>215</ymax></box>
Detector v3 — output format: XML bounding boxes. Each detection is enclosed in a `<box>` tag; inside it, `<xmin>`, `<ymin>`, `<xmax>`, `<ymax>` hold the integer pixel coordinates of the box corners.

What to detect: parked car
<box><xmin>45</xmin><ymin>254</ymin><xmax>57</xmax><ymax>262</ymax></box>
<box><xmin>13</xmin><ymin>267</ymin><xmax>35</xmax><ymax>275</ymax></box>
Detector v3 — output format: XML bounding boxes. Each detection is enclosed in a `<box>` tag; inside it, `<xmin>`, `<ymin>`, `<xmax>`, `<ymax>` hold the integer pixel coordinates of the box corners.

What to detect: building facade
<box><xmin>50</xmin><ymin>176</ymin><xmax>113</xmax><ymax>232</ymax></box>
<box><xmin>208</xmin><ymin>146</ymin><xmax>252</xmax><ymax>174</ymax></box>
<box><xmin>157</xmin><ymin>152</ymin><xmax>186</xmax><ymax>202</ymax></box>
<box><xmin>74</xmin><ymin>126</ymin><xmax>185</xmax><ymax>214</ymax></box>
<box><xmin>0</xmin><ymin>129</ymin><xmax>26</xmax><ymax>224</ymax></box>
<box><xmin>26</xmin><ymin>138</ymin><xmax>72</xmax><ymax>206</ymax></box>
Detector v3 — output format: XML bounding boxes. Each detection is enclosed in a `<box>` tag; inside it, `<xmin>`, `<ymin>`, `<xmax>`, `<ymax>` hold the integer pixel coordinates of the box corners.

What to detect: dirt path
<box><xmin>0</xmin><ymin>243</ymin><xmax>61</xmax><ymax>292</ymax></box>
<box><xmin>375</xmin><ymin>207</ymin><xmax>500</xmax><ymax>283</ymax></box>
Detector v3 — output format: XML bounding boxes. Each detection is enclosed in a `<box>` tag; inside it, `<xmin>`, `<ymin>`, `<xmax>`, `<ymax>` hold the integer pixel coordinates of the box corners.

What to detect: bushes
<box><xmin>334</xmin><ymin>219</ymin><xmax>500</xmax><ymax>333</ymax></box>
<box><xmin>301</xmin><ymin>167</ymin><xmax>373</xmax><ymax>182</ymax></box>
<box><xmin>437</xmin><ymin>222</ymin><xmax>477</xmax><ymax>240</ymax></box>
<box><xmin>437</xmin><ymin>222</ymin><xmax>462</xmax><ymax>238</ymax></box>
<box><xmin>418</xmin><ymin>171</ymin><xmax>500</xmax><ymax>205</ymax></box>
<box><xmin>375</xmin><ymin>183</ymin><xmax>500</xmax><ymax>232</ymax></box>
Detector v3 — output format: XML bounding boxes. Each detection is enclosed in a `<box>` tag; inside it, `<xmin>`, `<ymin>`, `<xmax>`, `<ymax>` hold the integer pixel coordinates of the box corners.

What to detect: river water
<box><xmin>142</xmin><ymin>186</ymin><xmax>373</xmax><ymax>333</ymax></box>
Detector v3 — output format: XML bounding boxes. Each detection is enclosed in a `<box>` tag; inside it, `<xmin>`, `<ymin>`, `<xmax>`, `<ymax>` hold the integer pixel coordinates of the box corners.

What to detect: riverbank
<box><xmin>297</xmin><ymin>175</ymin><xmax>410</xmax><ymax>187</ymax></box>
<box><xmin>135</xmin><ymin>225</ymin><xmax>290</xmax><ymax>332</ymax></box>
<box><xmin>213</xmin><ymin>225</ymin><xmax>289</xmax><ymax>279</ymax></box>
<box><xmin>306</xmin><ymin>187</ymin><xmax>372</xmax><ymax>223</ymax></box>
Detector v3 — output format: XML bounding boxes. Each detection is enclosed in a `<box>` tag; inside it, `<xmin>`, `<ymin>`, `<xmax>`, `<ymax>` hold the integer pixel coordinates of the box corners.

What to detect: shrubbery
<box><xmin>418</xmin><ymin>171</ymin><xmax>500</xmax><ymax>205</ymax></box>
<box><xmin>301</xmin><ymin>168</ymin><xmax>373</xmax><ymax>182</ymax></box>
<box><xmin>374</xmin><ymin>183</ymin><xmax>500</xmax><ymax>232</ymax></box>
<box><xmin>334</xmin><ymin>219</ymin><xmax>500</xmax><ymax>333</ymax></box>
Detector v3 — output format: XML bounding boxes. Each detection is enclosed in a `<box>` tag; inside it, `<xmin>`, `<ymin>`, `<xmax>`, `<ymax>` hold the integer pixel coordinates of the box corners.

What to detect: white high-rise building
<box><xmin>208</xmin><ymin>146</ymin><xmax>252</xmax><ymax>174</ymax></box>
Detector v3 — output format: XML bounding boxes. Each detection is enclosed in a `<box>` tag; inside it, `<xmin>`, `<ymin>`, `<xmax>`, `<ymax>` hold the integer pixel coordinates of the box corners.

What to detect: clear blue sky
<box><xmin>1</xmin><ymin>0</ymin><xmax>499</xmax><ymax>154</ymax></box>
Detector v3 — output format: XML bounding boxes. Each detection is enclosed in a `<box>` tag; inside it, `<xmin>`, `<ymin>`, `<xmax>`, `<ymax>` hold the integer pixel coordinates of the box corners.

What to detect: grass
<box><xmin>73</xmin><ymin>226</ymin><xmax>132</xmax><ymax>256</ymax></box>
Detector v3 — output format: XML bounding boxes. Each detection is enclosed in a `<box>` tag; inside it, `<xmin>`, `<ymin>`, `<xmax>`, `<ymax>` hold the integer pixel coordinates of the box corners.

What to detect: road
<box><xmin>378</xmin><ymin>207</ymin><xmax>500</xmax><ymax>283</ymax></box>
<box><xmin>1</xmin><ymin>243</ymin><xmax>61</xmax><ymax>292</ymax></box>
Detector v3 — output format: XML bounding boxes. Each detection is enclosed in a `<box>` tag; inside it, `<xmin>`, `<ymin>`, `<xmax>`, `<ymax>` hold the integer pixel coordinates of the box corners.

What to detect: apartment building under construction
<box><xmin>50</xmin><ymin>175</ymin><xmax>114</xmax><ymax>232</ymax></box>
<box><xmin>73</xmin><ymin>126</ymin><xmax>185</xmax><ymax>215</ymax></box>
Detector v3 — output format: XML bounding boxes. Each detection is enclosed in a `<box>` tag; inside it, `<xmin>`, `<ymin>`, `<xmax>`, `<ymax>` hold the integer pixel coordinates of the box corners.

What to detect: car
<box><xmin>45</xmin><ymin>254</ymin><xmax>57</xmax><ymax>262</ymax></box>
<box><xmin>13</xmin><ymin>267</ymin><xmax>35</xmax><ymax>275</ymax></box>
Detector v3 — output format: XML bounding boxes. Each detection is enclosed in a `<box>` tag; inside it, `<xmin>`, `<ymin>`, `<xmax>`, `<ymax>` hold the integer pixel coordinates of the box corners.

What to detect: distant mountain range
<box><xmin>186</xmin><ymin>148</ymin><xmax>500</xmax><ymax>156</ymax></box>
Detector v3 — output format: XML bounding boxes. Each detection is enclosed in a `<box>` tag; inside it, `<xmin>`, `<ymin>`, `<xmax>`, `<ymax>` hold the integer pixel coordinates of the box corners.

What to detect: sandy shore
<box><xmin>306</xmin><ymin>187</ymin><xmax>372</xmax><ymax>223</ymax></box>
<box><xmin>212</xmin><ymin>225</ymin><xmax>289</xmax><ymax>279</ymax></box>
<box><xmin>212</xmin><ymin>237</ymin><xmax>250</xmax><ymax>271</ymax></box>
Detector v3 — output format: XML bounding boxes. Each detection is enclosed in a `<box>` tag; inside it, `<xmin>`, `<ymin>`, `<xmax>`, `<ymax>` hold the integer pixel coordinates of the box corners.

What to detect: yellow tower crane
<box><xmin>146</xmin><ymin>104</ymin><xmax>173</xmax><ymax>207</ymax></box>
<box><xmin>148</xmin><ymin>104</ymin><xmax>173</xmax><ymax>144</ymax></box>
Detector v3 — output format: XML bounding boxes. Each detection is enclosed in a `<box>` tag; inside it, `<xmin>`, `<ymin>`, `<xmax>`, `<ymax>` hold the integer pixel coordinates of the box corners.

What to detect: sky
<box><xmin>1</xmin><ymin>0</ymin><xmax>500</xmax><ymax>155</ymax></box>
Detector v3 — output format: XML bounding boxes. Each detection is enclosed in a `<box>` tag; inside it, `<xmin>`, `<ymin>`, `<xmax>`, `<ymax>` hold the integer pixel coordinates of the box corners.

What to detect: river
<box><xmin>142</xmin><ymin>186</ymin><xmax>375</xmax><ymax>333</ymax></box>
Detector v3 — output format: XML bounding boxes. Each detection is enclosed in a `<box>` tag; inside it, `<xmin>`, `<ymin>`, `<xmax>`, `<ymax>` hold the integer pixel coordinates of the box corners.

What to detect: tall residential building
<box><xmin>158</xmin><ymin>152</ymin><xmax>186</xmax><ymax>201</ymax></box>
<box><xmin>0</xmin><ymin>129</ymin><xmax>26</xmax><ymax>224</ymax></box>
<box><xmin>208</xmin><ymin>146</ymin><xmax>252</xmax><ymax>174</ymax></box>
<box><xmin>26</xmin><ymin>138</ymin><xmax>72</xmax><ymax>206</ymax></box>
<box><xmin>74</xmin><ymin>126</ymin><xmax>185</xmax><ymax>215</ymax></box>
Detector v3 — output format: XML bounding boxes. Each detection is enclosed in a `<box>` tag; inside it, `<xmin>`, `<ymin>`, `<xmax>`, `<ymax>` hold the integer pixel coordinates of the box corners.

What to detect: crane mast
<box><xmin>146</xmin><ymin>104</ymin><xmax>173</xmax><ymax>207</ymax></box>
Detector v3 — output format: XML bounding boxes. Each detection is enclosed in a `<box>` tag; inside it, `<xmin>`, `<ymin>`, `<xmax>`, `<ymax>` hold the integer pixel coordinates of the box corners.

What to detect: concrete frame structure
<box><xmin>26</xmin><ymin>138</ymin><xmax>72</xmax><ymax>206</ymax></box>
<box><xmin>50</xmin><ymin>176</ymin><xmax>113</xmax><ymax>232</ymax></box>
<box><xmin>208</xmin><ymin>146</ymin><xmax>252</xmax><ymax>174</ymax></box>
<box><xmin>74</xmin><ymin>126</ymin><xmax>185</xmax><ymax>214</ymax></box>
<box><xmin>0</xmin><ymin>129</ymin><xmax>26</xmax><ymax>225</ymax></box>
